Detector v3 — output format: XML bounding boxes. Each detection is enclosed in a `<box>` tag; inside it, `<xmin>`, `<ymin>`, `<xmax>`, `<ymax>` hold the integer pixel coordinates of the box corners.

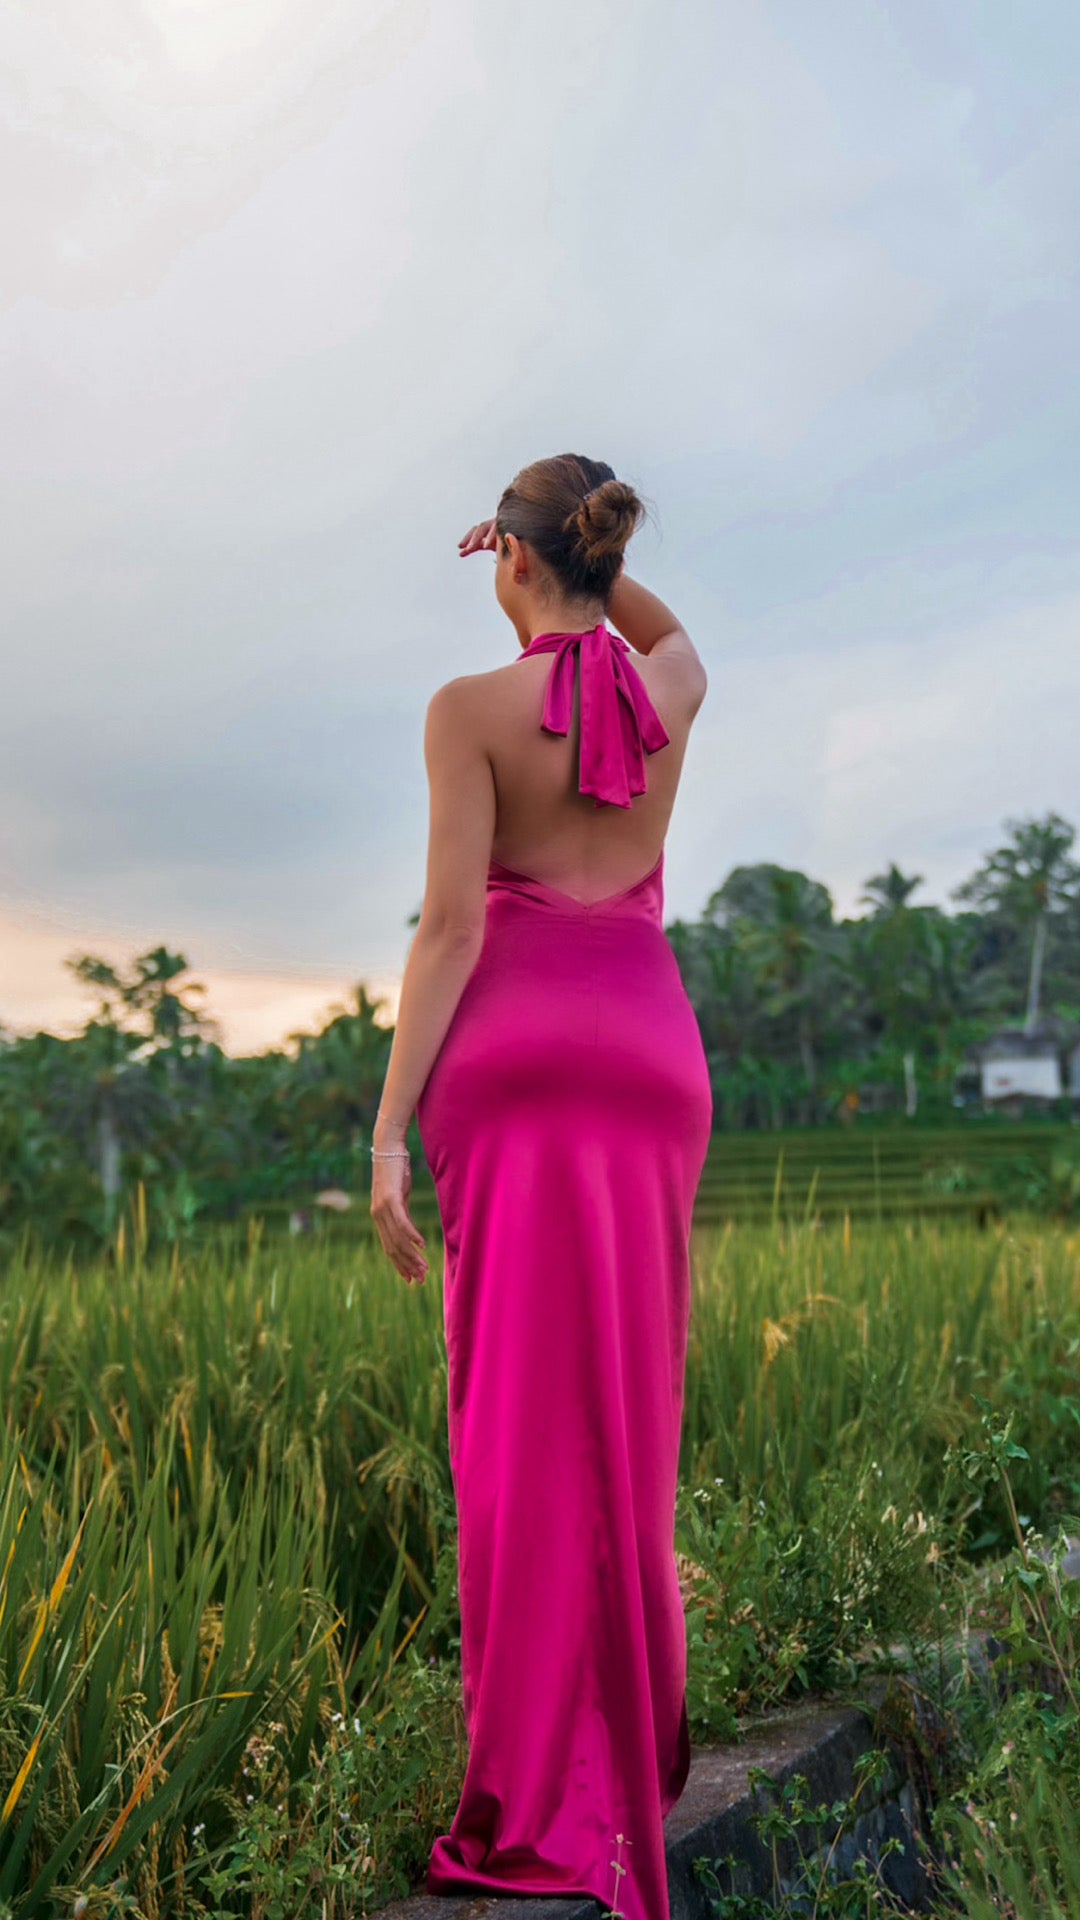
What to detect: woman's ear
<box><xmin>506</xmin><ymin>532</ymin><xmax>531</xmax><ymax>583</ymax></box>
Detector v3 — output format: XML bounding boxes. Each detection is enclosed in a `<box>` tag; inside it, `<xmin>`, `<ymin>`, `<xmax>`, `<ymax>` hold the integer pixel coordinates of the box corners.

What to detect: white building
<box><xmin>966</xmin><ymin>1019</ymin><xmax>1080</xmax><ymax>1108</ymax></box>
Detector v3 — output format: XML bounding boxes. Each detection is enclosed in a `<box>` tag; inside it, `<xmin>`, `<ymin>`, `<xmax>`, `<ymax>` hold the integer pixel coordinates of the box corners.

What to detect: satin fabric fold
<box><xmin>517</xmin><ymin>623</ymin><xmax>671</xmax><ymax>809</ymax></box>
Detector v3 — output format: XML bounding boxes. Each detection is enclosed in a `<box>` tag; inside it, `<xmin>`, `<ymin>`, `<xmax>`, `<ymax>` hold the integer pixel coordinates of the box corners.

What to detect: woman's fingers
<box><xmin>458</xmin><ymin>518</ymin><xmax>497</xmax><ymax>555</ymax></box>
<box><xmin>371</xmin><ymin>1191</ymin><xmax>428</xmax><ymax>1284</ymax></box>
<box><xmin>390</xmin><ymin>1214</ymin><xmax>427</xmax><ymax>1281</ymax></box>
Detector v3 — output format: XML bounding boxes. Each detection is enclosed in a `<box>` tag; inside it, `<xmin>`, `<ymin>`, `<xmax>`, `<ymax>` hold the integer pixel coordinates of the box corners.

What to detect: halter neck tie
<box><xmin>516</xmin><ymin>623</ymin><xmax>670</xmax><ymax>809</ymax></box>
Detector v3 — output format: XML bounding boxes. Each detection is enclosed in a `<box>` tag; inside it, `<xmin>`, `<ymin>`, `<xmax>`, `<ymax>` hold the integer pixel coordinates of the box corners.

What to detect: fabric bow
<box><xmin>517</xmin><ymin>623</ymin><xmax>670</xmax><ymax>809</ymax></box>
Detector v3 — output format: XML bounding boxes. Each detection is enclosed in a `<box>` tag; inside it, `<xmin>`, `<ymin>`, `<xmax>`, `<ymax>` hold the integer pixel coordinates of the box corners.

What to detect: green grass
<box><xmin>0</xmin><ymin>1212</ymin><xmax>1077</xmax><ymax>1914</ymax></box>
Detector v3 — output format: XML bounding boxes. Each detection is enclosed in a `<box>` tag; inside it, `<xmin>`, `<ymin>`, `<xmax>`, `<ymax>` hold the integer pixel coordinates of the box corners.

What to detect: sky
<box><xmin>2</xmin><ymin>0</ymin><xmax>1078</xmax><ymax>1055</ymax></box>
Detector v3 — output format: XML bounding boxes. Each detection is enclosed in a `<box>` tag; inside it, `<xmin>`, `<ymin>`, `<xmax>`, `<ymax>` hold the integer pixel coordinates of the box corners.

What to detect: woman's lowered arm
<box><xmin>370</xmin><ymin>678</ymin><xmax>495</xmax><ymax>1283</ymax></box>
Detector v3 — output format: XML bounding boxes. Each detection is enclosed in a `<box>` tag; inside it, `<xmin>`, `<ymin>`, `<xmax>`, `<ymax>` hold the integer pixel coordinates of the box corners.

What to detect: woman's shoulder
<box><xmin>425</xmin><ymin>662</ymin><xmax>531</xmax><ymax>755</ymax></box>
<box><xmin>428</xmin><ymin>656</ymin><xmax>537</xmax><ymax>711</ymax></box>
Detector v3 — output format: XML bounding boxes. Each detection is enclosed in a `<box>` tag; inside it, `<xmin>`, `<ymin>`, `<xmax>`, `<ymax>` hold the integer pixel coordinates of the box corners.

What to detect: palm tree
<box><xmin>914</xmin><ymin>911</ymin><xmax>982</xmax><ymax>1099</ymax></box>
<box><xmin>856</xmin><ymin>864</ymin><xmax>925</xmax><ymax>1114</ymax></box>
<box><xmin>952</xmin><ymin>813</ymin><xmax>1080</xmax><ymax>1033</ymax></box>
<box><xmin>859</xmin><ymin>862</ymin><xmax>925</xmax><ymax>916</ymax></box>
<box><xmin>666</xmin><ymin>918</ymin><xmax>758</xmax><ymax>1125</ymax></box>
<box><xmin>712</xmin><ymin>866</ymin><xmax>836</xmax><ymax>1121</ymax></box>
<box><xmin>64</xmin><ymin>946</ymin><xmax>221</xmax><ymax>1231</ymax></box>
<box><xmin>286</xmin><ymin>983</ymin><xmax>395</xmax><ymax>1184</ymax></box>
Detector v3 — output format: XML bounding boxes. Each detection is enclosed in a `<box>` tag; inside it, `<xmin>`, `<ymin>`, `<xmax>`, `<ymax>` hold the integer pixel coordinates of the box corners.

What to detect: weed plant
<box><xmin>0</xmin><ymin>1212</ymin><xmax>1077</xmax><ymax>1913</ymax></box>
<box><xmin>684</xmin><ymin>1400</ymin><xmax>1080</xmax><ymax>1918</ymax></box>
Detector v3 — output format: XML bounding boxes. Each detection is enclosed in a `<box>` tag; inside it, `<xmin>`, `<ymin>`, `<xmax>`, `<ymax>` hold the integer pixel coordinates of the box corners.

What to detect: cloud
<box><xmin>2</xmin><ymin>0</ymin><xmax>1079</xmax><ymax>1045</ymax></box>
<box><xmin>676</xmin><ymin>588</ymin><xmax>1080</xmax><ymax>920</ymax></box>
<box><xmin>0</xmin><ymin>0</ymin><xmax>432</xmax><ymax>306</ymax></box>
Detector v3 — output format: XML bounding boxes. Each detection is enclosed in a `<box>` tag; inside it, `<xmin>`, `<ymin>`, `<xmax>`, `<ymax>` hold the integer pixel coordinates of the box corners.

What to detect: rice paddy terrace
<box><xmin>223</xmin><ymin>1122</ymin><xmax>1074</xmax><ymax>1243</ymax></box>
<box><xmin>686</xmin><ymin>1122</ymin><xmax>1070</xmax><ymax>1227</ymax></box>
<box><xmin>390</xmin><ymin>1122</ymin><xmax>1073</xmax><ymax>1234</ymax></box>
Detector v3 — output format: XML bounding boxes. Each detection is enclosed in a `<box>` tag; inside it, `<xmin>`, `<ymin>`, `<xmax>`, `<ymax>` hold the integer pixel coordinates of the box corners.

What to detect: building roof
<box><xmin>978</xmin><ymin>1031</ymin><xmax>1060</xmax><ymax>1061</ymax></box>
<box><xmin>966</xmin><ymin>1013</ymin><xmax>1080</xmax><ymax>1063</ymax></box>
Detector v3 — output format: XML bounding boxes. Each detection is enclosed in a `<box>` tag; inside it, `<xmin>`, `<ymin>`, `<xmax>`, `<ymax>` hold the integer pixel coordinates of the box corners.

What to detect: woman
<box><xmin>371</xmin><ymin>453</ymin><xmax>712</xmax><ymax>1920</ymax></box>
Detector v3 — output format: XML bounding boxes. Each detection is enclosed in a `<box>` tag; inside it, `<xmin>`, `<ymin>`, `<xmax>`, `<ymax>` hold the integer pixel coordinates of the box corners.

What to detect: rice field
<box><xmin>1</xmin><ymin>1212</ymin><xmax>1078</xmax><ymax>1915</ymax></box>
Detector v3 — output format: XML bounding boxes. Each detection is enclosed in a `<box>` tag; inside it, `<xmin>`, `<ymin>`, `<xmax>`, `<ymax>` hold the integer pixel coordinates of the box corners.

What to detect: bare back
<box><xmin>458</xmin><ymin>638</ymin><xmax>704</xmax><ymax>907</ymax></box>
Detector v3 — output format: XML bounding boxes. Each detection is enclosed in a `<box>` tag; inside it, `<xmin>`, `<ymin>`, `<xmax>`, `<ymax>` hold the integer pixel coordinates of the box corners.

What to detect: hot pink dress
<box><xmin>415</xmin><ymin>623</ymin><xmax>713</xmax><ymax>1920</ymax></box>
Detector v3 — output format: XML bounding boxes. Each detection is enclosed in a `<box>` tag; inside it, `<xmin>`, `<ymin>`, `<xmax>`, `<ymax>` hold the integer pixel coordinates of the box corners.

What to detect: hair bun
<box><xmin>497</xmin><ymin>454</ymin><xmax>648</xmax><ymax>602</ymax></box>
<box><xmin>573</xmin><ymin>479</ymin><xmax>645</xmax><ymax>567</ymax></box>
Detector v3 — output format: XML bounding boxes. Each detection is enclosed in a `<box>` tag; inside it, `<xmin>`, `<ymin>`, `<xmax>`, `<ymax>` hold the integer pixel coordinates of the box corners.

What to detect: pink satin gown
<box><xmin>415</xmin><ymin>623</ymin><xmax>713</xmax><ymax>1920</ymax></box>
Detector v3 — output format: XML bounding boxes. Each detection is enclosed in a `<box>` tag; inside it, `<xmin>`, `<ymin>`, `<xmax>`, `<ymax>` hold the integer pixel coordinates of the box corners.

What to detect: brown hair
<box><xmin>495</xmin><ymin>454</ymin><xmax>648</xmax><ymax>605</ymax></box>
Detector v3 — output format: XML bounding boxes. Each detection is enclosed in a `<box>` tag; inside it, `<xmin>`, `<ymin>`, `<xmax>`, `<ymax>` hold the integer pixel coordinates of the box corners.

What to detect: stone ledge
<box><xmin>370</xmin><ymin>1678</ymin><xmax>936</xmax><ymax>1920</ymax></box>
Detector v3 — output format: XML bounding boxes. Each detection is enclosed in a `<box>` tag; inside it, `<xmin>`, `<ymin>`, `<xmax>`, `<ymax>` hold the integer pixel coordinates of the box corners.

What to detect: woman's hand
<box><xmin>370</xmin><ymin>1154</ymin><xmax>429</xmax><ymax>1285</ymax></box>
<box><xmin>459</xmin><ymin>517</ymin><xmax>497</xmax><ymax>556</ymax></box>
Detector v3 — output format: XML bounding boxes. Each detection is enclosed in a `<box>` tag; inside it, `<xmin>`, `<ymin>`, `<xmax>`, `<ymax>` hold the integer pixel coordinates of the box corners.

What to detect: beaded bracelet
<box><xmin>371</xmin><ymin>1101</ymin><xmax>411</xmax><ymax>1160</ymax></box>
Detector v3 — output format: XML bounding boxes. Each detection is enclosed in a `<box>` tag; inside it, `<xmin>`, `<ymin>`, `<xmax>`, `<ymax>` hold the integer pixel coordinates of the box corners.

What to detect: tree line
<box><xmin>1</xmin><ymin>810</ymin><xmax>1076</xmax><ymax>1250</ymax></box>
<box><xmin>668</xmin><ymin>810</ymin><xmax>1079</xmax><ymax>1131</ymax></box>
